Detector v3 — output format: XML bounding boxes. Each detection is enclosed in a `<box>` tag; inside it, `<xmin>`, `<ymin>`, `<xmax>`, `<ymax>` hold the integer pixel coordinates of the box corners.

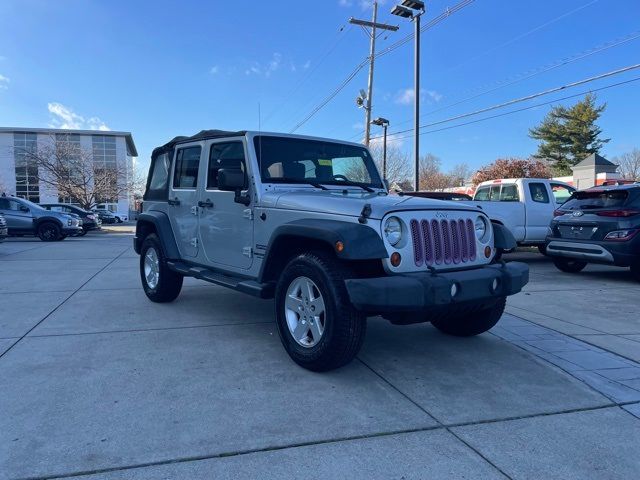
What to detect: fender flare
<box><xmin>492</xmin><ymin>221</ymin><xmax>517</xmax><ymax>250</ymax></box>
<box><xmin>134</xmin><ymin>211</ymin><xmax>180</xmax><ymax>258</ymax></box>
<box><xmin>258</xmin><ymin>219</ymin><xmax>388</xmax><ymax>282</ymax></box>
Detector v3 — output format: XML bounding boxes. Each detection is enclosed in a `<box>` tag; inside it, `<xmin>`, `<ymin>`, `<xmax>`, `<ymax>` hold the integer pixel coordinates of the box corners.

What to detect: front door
<box><xmin>0</xmin><ymin>198</ymin><xmax>34</xmax><ymax>233</ymax></box>
<box><xmin>524</xmin><ymin>181</ymin><xmax>553</xmax><ymax>242</ymax></box>
<box><xmin>197</xmin><ymin>139</ymin><xmax>253</xmax><ymax>270</ymax></box>
<box><xmin>168</xmin><ymin>144</ymin><xmax>202</xmax><ymax>258</ymax></box>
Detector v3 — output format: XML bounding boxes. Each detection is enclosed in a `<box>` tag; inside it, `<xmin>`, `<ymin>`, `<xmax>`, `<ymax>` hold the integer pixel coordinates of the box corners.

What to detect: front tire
<box><xmin>140</xmin><ymin>233</ymin><xmax>183</xmax><ymax>302</ymax></box>
<box><xmin>630</xmin><ymin>263</ymin><xmax>640</xmax><ymax>282</ymax></box>
<box><xmin>537</xmin><ymin>244</ymin><xmax>548</xmax><ymax>256</ymax></box>
<box><xmin>275</xmin><ymin>252</ymin><xmax>366</xmax><ymax>372</ymax></box>
<box><xmin>431</xmin><ymin>297</ymin><xmax>506</xmax><ymax>337</ymax></box>
<box><xmin>38</xmin><ymin>222</ymin><xmax>61</xmax><ymax>242</ymax></box>
<box><xmin>553</xmin><ymin>257</ymin><xmax>587</xmax><ymax>273</ymax></box>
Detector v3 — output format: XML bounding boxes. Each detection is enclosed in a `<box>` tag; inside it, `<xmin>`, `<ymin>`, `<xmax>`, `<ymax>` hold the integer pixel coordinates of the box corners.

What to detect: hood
<box><xmin>261</xmin><ymin>189</ymin><xmax>482</xmax><ymax>219</ymax></box>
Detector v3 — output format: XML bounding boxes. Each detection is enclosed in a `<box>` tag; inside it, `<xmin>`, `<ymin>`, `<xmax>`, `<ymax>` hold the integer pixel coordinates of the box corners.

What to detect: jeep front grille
<box><xmin>410</xmin><ymin>218</ymin><xmax>476</xmax><ymax>266</ymax></box>
<box><xmin>0</xmin><ymin>216</ymin><xmax>6</xmax><ymax>228</ymax></box>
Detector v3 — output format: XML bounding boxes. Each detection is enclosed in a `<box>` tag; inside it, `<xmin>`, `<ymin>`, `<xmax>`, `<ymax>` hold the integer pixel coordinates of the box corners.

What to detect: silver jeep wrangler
<box><xmin>135</xmin><ymin>130</ymin><xmax>529</xmax><ymax>371</ymax></box>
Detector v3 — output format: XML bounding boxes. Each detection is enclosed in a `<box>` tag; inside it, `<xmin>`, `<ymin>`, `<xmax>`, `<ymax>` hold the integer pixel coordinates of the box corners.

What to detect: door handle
<box><xmin>198</xmin><ymin>199</ymin><xmax>214</xmax><ymax>208</ymax></box>
<box><xmin>168</xmin><ymin>197</ymin><xmax>181</xmax><ymax>206</ymax></box>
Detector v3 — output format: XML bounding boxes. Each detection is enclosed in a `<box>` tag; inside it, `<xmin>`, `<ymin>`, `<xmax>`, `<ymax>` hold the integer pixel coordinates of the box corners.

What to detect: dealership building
<box><xmin>0</xmin><ymin>127</ymin><xmax>138</xmax><ymax>213</ymax></box>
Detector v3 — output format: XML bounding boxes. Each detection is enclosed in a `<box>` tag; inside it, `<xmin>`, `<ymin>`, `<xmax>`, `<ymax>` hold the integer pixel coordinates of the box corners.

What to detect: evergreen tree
<box><xmin>529</xmin><ymin>94</ymin><xmax>610</xmax><ymax>175</ymax></box>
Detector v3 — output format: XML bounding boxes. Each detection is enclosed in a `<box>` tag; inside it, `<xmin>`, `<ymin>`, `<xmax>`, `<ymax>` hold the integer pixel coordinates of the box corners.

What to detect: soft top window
<box><xmin>144</xmin><ymin>152</ymin><xmax>171</xmax><ymax>201</ymax></box>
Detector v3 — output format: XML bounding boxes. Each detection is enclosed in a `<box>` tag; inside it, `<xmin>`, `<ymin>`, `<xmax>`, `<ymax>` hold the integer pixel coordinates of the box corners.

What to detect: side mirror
<box><xmin>217</xmin><ymin>169</ymin><xmax>250</xmax><ymax>206</ymax></box>
<box><xmin>217</xmin><ymin>169</ymin><xmax>245</xmax><ymax>191</ymax></box>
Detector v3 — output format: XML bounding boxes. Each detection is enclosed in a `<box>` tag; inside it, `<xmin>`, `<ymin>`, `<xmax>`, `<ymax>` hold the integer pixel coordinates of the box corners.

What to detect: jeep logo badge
<box><xmin>435</xmin><ymin>212</ymin><xmax>448</xmax><ymax>218</ymax></box>
<box><xmin>572</xmin><ymin>211</ymin><xmax>584</xmax><ymax>217</ymax></box>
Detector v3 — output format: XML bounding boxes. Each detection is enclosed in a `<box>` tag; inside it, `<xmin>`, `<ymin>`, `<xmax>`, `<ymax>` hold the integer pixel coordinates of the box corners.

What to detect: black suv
<box><xmin>546</xmin><ymin>185</ymin><xmax>640</xmax><ymax>280</ymax></box>
<box><xmin>40</xmin><ymin>203</ymin><xmax>102</xmax><ymax>235</ymax></box>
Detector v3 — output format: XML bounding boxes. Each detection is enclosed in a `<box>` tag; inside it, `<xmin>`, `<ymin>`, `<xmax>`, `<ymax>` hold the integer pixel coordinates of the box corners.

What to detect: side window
<box><xmin>474</xmin><ymin>187</ymin><xmax>490</xmax><ymax>201</ymax></box>
<box><xmin>207</xmin><ymin>142</ymin><xmax>246</xmax><ymax>189</ymax></box>
<box><xmin>489</xmin><ymin>185</ymin><xmax>501</xmax><ymax>201</ymax></box>
<box><xmin>529</xmin><ymin>183</ymin><xmax>550</xmax><ymax>203</ymax></box>
<box><xmin>0</xmin><ymin>199</ymin><xmax>22</xmax><ymax>211</ymax></box>
<box><xmin>550</xmin><ymin>183</ymin><xmax>574</xmax><ymax>204</ymax></box>
<box><xmin>499</xmin><ymin>184</ymin><xmax>519</xmax><ymax>202</ymax></box>
<box><xmin>149</xmin><ymin>153</ymin><xmax>170</xmax><ymax>191</ymax></box>
<box><xmin>173</xmin><ymin>147</ymin><xmax>202</xmax><ymax>189</ymax></box>
<box><xmin>0</xmin><ymin>198</ymin><xmax>10</xmax><ymax>210</ymax></box>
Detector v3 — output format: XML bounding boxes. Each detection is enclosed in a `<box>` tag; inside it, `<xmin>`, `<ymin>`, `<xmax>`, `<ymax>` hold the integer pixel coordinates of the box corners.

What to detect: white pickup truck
<box><xmin>465</xmin><ymin>178</ymin><xmax>575</xmax><ymax>253</ymax></box>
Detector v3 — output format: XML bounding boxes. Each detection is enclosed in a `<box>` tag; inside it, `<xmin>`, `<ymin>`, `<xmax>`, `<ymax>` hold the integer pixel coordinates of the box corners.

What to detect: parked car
<box><xmin>463</xmin><ymin>178</ymin><xmax>576</xmax><ymax>254</ymax></box>
<box><xmin>0</xmin><ymin>195</ymin><xmax>82</xmax><ymax>241</ymax></box>
<box><xmin>0</xmin><ymin>212</ymin><xmax>7</xmax><ymax>242</ymax></box>
<box><xmin>546</xmin><ymin>184</ymin><xmax>640</xmax><ymax>280</ymax></box>
<box><xmin>93</xmin><ymin>209</ymin><xmax>117</xmax><ymax>224</ymax></box>
<box><xmin>402</xmin><ymin>191</ymin><xmax>473</xmax><ymax>201</ymax></box>
<box><xmin>94</xmin><ymin>207</ymin><xmax>128</xmax><ymax>223</ymax></box>
<box><xmin>135</xmin><ymin>129</ymin><xmax>529</xmax><ymax>371</ymax></box>
<box><xmin>40</xmin><ymin>203</ymin><xmax>102</xmax><ymax>235</ymax></box>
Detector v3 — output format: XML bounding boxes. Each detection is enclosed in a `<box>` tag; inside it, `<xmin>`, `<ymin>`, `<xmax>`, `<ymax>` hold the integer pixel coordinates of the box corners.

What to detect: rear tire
<box><xmin>431</xmin><ymin>297</ymin><xmax>506</xmax><ymax>337</ymax></box>
<box><xmin>78</xmin><ymin>230</ymin><xmax>88</xmax><ymax>237</ymax></box>
<box><xmin>38</xmin><ymin>222</ymin><xmax>61</xmax><ymax>242</ymax></box>
<box><xmin>553</xmin><ymin>257</ymin><xmax>587</xmax><ymax>273</ymax></box>
<box><xmin>140</xmin><ymin>233</ymin><xmax>183</xmax><ymax>303</ymax></box>
<box><xmin>275</xmin><ymin>251</ymin><xmax>366</xmax><ymax>372</ymax></box>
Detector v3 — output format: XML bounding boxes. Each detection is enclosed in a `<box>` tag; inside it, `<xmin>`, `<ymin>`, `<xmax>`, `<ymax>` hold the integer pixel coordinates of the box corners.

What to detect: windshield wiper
<box><xmin>274</xmin><ymin>178</ymin><xmax>329</xmax><ymax>190</ymax></box>
<box><xmin>334</xmin><ymin>181</ymin><xmax>375</xmax><ymax>193</ymax></box>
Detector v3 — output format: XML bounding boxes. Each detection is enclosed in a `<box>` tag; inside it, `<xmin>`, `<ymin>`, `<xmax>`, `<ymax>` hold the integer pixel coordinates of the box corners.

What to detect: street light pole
<box><xmin>371</xmin><ymin>117</ymin><xmax>390</xmax><ymax>180</ymax></box>
<box><xmin>413</xmin><ymin>12</ymin><xmax>421</xmax><ymax>191</ymax></box>
<box><xmin>391</xmin><ymin>0</ymin><xmax>425</xmax><ymax>191</ymax></box>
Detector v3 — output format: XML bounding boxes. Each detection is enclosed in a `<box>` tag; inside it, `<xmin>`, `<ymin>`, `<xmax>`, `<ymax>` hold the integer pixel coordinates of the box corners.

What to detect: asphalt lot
<box><xmin>1</xmin><ymin>233</ymin><xmax>639</xmax><ymax>479</ymax></box>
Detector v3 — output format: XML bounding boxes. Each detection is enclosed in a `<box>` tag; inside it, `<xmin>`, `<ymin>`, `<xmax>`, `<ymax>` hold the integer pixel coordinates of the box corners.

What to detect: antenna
<box><xmin>258</xmin><ymin>102</ymin><xmax>263</xmax><ymax>182</ymax></box>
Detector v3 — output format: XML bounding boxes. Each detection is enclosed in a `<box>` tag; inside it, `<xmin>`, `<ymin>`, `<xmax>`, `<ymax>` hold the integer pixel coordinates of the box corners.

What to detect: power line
<box><xmin>444</xmin><ymin>0</ymin><xmax>601</xmax><ymax>74</ymax></box>
<box><xmin>383</xmin><ymin>76</ymin><xmax>640</xmax><ymax>140</ymax></box>
<box><xmin>288</xmin><ymin>1</ymin><xmax>473</xmax><ymax>134</ymax></box>
<box><xmin>372</xmin><ymin>63</ymin><xmax>640</xmax><ymax>140</ymax></box>
<box><xmin>388</xmin><ymin>29</ymin><xmax>640</xmax><ymax>130</ymax></box>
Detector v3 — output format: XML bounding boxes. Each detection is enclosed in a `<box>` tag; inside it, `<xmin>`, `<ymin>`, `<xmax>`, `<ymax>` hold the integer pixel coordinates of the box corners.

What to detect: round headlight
<box><xmin>475</xmin><ymin>216</ymin><xmax>488</xmax><ymax>242</ymax></box>
<box><xmin>384</xmin><ymin>216</ymin><xmax>402</xmax><ymax>246</ymax></box>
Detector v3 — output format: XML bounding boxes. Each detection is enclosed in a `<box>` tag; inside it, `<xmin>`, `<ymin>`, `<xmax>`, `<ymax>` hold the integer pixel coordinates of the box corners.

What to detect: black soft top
<box><xmin>151</xmin><ymin>129</ymin><xmax>247</xmax><ymax>160</ymax></box>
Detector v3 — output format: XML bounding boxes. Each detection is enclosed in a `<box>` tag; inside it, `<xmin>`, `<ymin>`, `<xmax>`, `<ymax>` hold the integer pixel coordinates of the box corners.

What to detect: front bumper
<box><xmin>345</xmin><ymin>262</ymin><xmax>529</xmax><ymax>312</ymax></box>
<box><xmin>0</xmin><ymin>227</ymin><xmax>7</xmax><ymax>239</ymax></box>
<box><xmin>62</xmin><ymin>226</ymin><xmax>83</xmax><ymax>235</ymax></box>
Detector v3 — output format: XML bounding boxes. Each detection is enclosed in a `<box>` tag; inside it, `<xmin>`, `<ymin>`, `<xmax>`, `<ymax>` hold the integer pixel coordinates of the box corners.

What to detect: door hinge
<box><xmin>242</xmin><ymin>247</ymin><xmax>253</xmax><ymax>258</ymax></box>
<box><xmin>190</xmin><ymin>206</ymin><xmax>199</xmax><ymax>216</ymax></box>
<box><xmin>243</xmin><ymin>208</ymin><xmax>253</xmax><ymax>220</ymax></box>
<box><xmin>190</xmin><ymin>237</ymin><xmax>198</xmax><ymax>248</ymax></box>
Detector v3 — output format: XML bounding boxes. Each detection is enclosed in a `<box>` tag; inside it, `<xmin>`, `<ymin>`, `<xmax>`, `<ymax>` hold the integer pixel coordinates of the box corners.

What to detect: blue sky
<box><xmin>0</xmin><ymin>0</ymin><xmax>639</xmax><ymax>174</ymax></box>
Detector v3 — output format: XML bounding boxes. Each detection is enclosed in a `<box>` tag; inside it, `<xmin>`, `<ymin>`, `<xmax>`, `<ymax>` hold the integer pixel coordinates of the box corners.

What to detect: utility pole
<box><xmin>349</xmin><ymin>2</ymin><xmax>398</xmax><ymax>146</ymax></box>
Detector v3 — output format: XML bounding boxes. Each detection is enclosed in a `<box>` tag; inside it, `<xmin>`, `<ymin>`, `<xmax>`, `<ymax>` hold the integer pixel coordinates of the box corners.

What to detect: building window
<box><xmin>55</xmin><ymin>133</ymin><xmax>83</xmax><ymax>204</ymax></box>
<box><xmin>13</xmin><ymin>132</ymin><xmax>40</xmax><ymax>202</ymax></box>
<box><xmin>92</xmin><ymin>135</ymin><xmax>118</xmax><ymax>203</ymax></box>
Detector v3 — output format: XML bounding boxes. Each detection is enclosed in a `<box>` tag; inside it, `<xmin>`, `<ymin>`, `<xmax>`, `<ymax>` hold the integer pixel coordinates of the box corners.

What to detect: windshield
<box><xmin>561</xmin><ymin>190</ymin><xmax>628</xmax><ymax>210</ymax></box>
<box><xmin>16</xmin><ymin>198</ymin><xmax>45</xmax><ymax>211</ymax></box>
<box><xmin>254</xmin><ymin>136</ymin><xmax>383</xmax><ymax>189</ymax></box>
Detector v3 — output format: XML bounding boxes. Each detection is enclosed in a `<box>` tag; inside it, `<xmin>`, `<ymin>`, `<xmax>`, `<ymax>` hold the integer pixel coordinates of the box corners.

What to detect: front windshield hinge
<box><xmin>358</xmin><ymin>203</ymin><xmax>372</xmax><ymax>224</ymax></box>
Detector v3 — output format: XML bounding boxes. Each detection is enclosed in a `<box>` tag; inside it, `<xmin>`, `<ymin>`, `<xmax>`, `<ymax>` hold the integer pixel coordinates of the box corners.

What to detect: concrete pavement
<box><xmin>1</xmin><ymin>235</ymin><xmax>639</xmax><ymax>479</ymax></box>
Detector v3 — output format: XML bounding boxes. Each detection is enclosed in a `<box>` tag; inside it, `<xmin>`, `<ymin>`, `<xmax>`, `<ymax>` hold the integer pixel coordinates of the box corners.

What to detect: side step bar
<box><xmin>166</xmin><ymin>261</ymin><xmax>275</xmax><ymax>299</ymax></box>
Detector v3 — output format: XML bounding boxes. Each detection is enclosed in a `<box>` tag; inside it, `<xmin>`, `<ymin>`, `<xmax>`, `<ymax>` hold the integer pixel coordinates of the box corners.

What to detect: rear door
<box><xmin>197</xmin><ymin>139</ymin><xmax>253</xmax><ymax>269</ymax></box>
<box><xmin>168</xmin><ymin>143</ymin><xmax>203</xmax><ymax>258</ymax></box>
<box><xmin>523</xmin><ymin>181</ymin><xmax>554</xmax><ymax>242</ymax></box>
<box><xmin>0</xmin><ymin>198</ymin><xmax>33</xmax><ymax>232</ymax></box>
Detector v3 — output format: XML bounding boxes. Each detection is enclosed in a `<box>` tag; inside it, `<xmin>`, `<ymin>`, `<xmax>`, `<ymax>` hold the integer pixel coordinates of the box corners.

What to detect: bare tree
<box><xmin>0</xmin><ymin>172</ymin><xmax>10</xmax><ymax>195</ymax></box>
<box><xmin>14</xmin><ymin>134</ymin><xmax>142</xmax><ymax>210</ymax></box>
<box><xmin>613</xmin><ymin>148</ymin><xmax>640</xmax><ymax>181</ymax></box>
<box><xmin>448</xmin><ymin>163</ymin><xmax>472</xmax><ymax>187</ymax></box>
<box><xmin>368</xmin><ymin>144</ymin><xmax>412</xmax><ymax>187</ymax></box>
<box><xmin>472</xmin><ymin>157</ymin><xmax>551</xmax><ymax>186</ymax></box>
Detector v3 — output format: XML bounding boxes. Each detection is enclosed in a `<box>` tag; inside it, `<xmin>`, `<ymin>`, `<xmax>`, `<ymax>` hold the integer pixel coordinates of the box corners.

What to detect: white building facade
<box><xmin>0</xmin><ymin>127</ymin><xmax>138</xmax><ymax>213</ymax></box>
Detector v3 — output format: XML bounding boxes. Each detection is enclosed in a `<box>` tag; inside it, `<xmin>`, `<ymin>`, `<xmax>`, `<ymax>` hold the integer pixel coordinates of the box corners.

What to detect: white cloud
<box><xmin>394</xmin><ymin>88</ymin><xmax>442</xmax><ymax>105</ymax></box>
<box><xmin>395</xmin><ymin>88</ymin><xmax>415</xmax><ymax>105</ymax></box>
<box><xmin>0</xmin><ymin>56</ymin><xmax>6</xmax><ymax>61</ymax></box>
<box><xmin>425</xmin><ymin>89</ymin><xmax>443</xmax><ymax>102</ymax></box>
<box><xmin>303</xmin><ymin>60</ymin><xmax>311</xmax><ymax>69</ymax></box>
<box><xmin>209</xmin><ymin>65</ymin><xmax>219</xmax><ymax>74</ymax></box>
<box><xmin>0</xmin><ymin>74</ymin><xmax>9</xmax><ymax>90</ymax></box>
<box><xmin>338</xmin><ymin>0</ymin><xmax>353</xmax><ymax>6</ymax></box>
<box><xmin>47</xmin><ymin>102</ymin><xmax>110</xmax><ymax>131</ymax></box>
<box><xmin>352</xmin><ymin>122</ymin><xmax>364</xmax><ymax>130</ymax></box>
<box><xmin>245</xmin><ymin>53</ymin><xmax>282</xmax><ymax>78</ymax></box>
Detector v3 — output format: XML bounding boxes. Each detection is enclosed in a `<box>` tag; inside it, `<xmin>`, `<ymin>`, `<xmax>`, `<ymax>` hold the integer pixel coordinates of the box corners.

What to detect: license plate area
<box><xmin>558</xmin><ymin>223</ymin><xmax>598</xmax><ymax>240</ymax></box>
